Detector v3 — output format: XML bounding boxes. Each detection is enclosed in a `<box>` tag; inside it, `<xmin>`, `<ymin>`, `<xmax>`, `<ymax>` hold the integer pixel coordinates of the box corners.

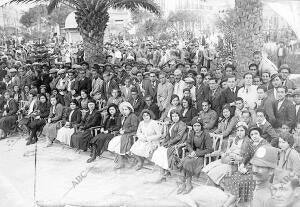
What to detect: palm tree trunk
<box><xmin>82</xmin><ymin>34</ymin><xmax>106</xmax><ymax>64</ymax></box>
<box><xmin>235</xmin><ymin>0</ymin><xmax>264</xmax><ymax>76</ymax></box>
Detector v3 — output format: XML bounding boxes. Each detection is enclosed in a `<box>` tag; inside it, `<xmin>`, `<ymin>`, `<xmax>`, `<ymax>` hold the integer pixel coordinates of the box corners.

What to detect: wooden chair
<box><xmin>175</xmin><ymin>126</ymin><xmax>192</xmax><ymax>159</ymax></box>
<box><xmin>204</xmin><ymin>133</ymin><xmax>224</xmax><ymax>167</ymax></box>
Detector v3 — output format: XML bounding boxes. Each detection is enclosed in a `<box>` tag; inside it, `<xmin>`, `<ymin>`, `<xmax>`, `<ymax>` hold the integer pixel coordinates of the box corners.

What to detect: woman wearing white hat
<box><xmin>108</xmin><ymin>101</ymin><xmax>139</xmax><ymax>169</ymax></box>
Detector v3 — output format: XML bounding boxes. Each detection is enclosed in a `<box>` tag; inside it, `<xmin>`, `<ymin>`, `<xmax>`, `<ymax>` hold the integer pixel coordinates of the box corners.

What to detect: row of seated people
<box><xmin>0</xmin><ymin>87</ymin><xmax>299</xmax><ymax>206</ymax></box>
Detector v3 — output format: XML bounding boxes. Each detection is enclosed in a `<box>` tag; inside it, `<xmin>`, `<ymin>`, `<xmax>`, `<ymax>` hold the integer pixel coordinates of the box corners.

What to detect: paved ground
<box><xmin>0</xmin><ymin>135</ymin><xmax>191</xmax><ymax>207</ymax></box>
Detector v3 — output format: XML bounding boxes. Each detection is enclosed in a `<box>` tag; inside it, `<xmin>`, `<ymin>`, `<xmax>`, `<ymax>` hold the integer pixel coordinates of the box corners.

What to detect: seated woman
<box><xmin>18</xmin><ymin>90</ymin><xmax>39</xmax><ymax>139</ymax></box>
<box><xmin>160</xmin><ymin>94</ymin><xmax>182</xmax><ymax>122</ymax></box>
<box><xmin>177</xmin><ymin>119</ymin><xmax>213</xmax><ymax>194</ymax></box>
<box><xmin>12</xmin><ymin>85</ymin><xmax>22</xmax><ymax>103</ymax></box>
<box><xmin>70</xmin><ymin>99</ymin><xmax>101</xmax><ymax>152</ymax></box>
<box><xmin>56</xmin><ymin>99</ymin><xmax>82</xmax><ymax>146</ymax></box>
<box><xmin>130</xmin><ymin>109</ymin><xmax>163</xmax><ymax>170</ymax></box>
<box><xmin>0</xmin><ymin>91</ymin><xmax>18</xmax><ymax>138</ymax></box>
<box><xmin>87</xmin><ymin>103</ymin><xmax>122</xmax><ymax>163</ymax></box>
<box><xmin>42</xmin><ymin>96</ymin><xmax>64</xmax><ymax>147</ymax></box>
<box><xmin>152</xmin><ymin>109</ymin><xmax>187</xmax><ymax>183</ymax></box>
<box><xmin>249</xmin><ymin>126</ymin><xmax>269</xmax><ymax>151</ymax></box>
<box><xmin>202</xmin><ymin>122</ymin><xmax>253</xmax><ymax>185</ymax></box>
<box><xmin>212</xmin><ymin>105</ymin><xmax>237</xmax><ymax>151</ymax></box>
<box><xmin>180</xmin><ymin>97</ymin><xmax>198</xmax><ymax>126</ymax></box>
<box><xmin>107</xmin><ymin>102</ymin><xmax>139</xmax><ymax>169</ymax></box>
<box><xmin>51</xmin><ymin>89</ymin><xmax>65</xmax><ymax>106</ymax></box>
<box><xmin>278</xmin><ymin>132</ymin><xmax>300</xmax><ymax>177</ymax></box>
<box><xmin>21</xmin><ymin>85</ymin><xmax>30</xmax><ymax>101</ymax></box>
<box><xmin>27</xmin><ymin>94</ymin><xmax>50</xmax><ymax>145</ymax></box>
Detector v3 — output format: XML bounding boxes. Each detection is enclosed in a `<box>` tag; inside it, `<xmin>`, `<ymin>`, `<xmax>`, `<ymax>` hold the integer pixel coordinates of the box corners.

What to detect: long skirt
<box><xmin>90</xmin><ymin>133</ymin><xmax>114</xmax><ymax>156</ymax></box>
<box><xmin>0</xmin><ymin>115</ymin><xmax>17</xmax><ymax>134</ymax></box>
<box><xmin>108</xmin><ymin>133</ymin><xmax>134</xmax><ymax>155</ymax></box>
<box><xmin>151</xmin><ymin>146</ymin><xmax>169</xmax><ymax>170</ymax></box>
<box><xmin>221</xmin><ymin>168</ymin><xmax>255</xmax><ymax>203</ymax></box>
<box><xmin>181</xmin><ymin>156</ymin><xmax>205</xmax><ymax>177</ymax></box>
<box><xmin>130</xmin><ymin>140</ymin><xmax>159</xmax><ymax>158</ymax></box>
<box><xmin>28</xmin><ymin>119</ymin><xmax>46</xmax><ymax>138</ymax></box>
<box><xmin>70</xmin><ymin>129</ymin><xmax>92</xmax><ymax>151</ymax></box>
<box><xmin>42</xmin><ymin>122</ymin><xmax>60</xmax><ymax>141</ymax></box>
<box><xmin>202</xmin><ymin>159</ymin><xmax>233</xmax><ymax>185</ymax></box>
<box><xmin>56</xmin><ymin>127</ymin><xmax>75</xmax><ymax>145</ymax></box>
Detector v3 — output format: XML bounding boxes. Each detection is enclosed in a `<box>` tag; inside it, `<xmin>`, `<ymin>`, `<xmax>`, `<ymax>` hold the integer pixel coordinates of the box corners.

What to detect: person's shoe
<box><xmin>87</xmin><ymin>146</ymin><xmax>97</xmax><ymax>163</ymax></box>
<box><xmin>154</xmin><ymin>176</ymin><xmax>166</xmax><ymax>184</ymax></box>
<box><xmin>44</xmin><ymin>140</ymin><xmax>53</xmax><ymax>148</ymax></box>
<box><xmin>177</xmin><ymin>183</ymin><xmax>186</xmax><ymax>194</ymax></box>
<box><xmin>182</xmin><ymin>185</ymin><xmax>193</xmax><ymax>194</ymax></box>
<box><xmin>135</xmin><ymin>163</ymin><xmax>143</xmax><ymax>171</ymax></box>
<box><xmin>114</xmin><ymin>162</ymin><xmax>125</xmax><ymax>169</ymax></box>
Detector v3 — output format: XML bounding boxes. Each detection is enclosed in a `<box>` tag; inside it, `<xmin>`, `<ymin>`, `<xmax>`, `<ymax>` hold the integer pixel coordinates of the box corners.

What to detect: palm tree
<box><xmin>12</xmin><ymin>0</ymin><xmax>160</xmax><ymax>63</ymax></box>
<box><xmin>234</xmin><ymin>0</ymin><xmax>263</xmax><ymax>75</ymax></box>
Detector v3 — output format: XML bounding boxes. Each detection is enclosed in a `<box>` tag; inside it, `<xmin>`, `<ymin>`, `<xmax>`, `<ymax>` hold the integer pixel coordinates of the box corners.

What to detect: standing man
<box><xmin>279</xmin><ymin>64</ymin><xmax>296</xmax><ymax>91</ymax></box>
<box><xmin>144</xmin><ymin>71</ymin><xmax>158</xmax><ymax>101</ymax></box>
<box><xmin>250</xmin><ymin>145</ymin><xmax>279</xmax><ymax>207</ymax></box>
<box><xmin>195</xmin><ymin>73</ymin><xmax>209</xmax><ymax>111</ymax></box>
<box><xmin>157</xmin><ymin>72</ymin><xmax>173</xmax><ymax>115</ymax></box>
<box><xmin>220</xmin><ymin>75</ymin><xmax>240</xmax><ymax>107</ymax></box>
<box><xmin>276</xmin><ymin>41</ymin><xmax>287</xmax><ymax>68</ymax></box>
<box><xmin>253</xmin><ymin>51</ymin><xmax>278</xmax><ymax>76</ymax></box>
<box><xmin>294</xmin><ymin>89</ymin><xmax>300</xmax><ymax>124</ymax></box>
<box><xmin>207</xmin><ymin>77</ymin><xmax>223</xmax><ymax>115</ymax></box>
<box><xmin>237</xmin><ymin>73</ymin><xmax>258</xmax><ymax>110</ymax></box>
<box><xmin>173</xmin><ymin>69</ymin><xmax>186</xmax><ymax>101</ymax></box>
<box><xmin>273</xmin><ymin>86</ymin><xmax>296</xmax><ymax>129</ymax></box>
<box><xmin>90</xmin><ymin>69</ymin><xmax>103</xmax><ymax>101</ymax></box>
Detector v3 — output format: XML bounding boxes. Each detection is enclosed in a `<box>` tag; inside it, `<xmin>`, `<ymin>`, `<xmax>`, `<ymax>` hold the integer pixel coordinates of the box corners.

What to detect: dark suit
<box><xmin>273</xmin><ymin>99</ymin><xmax>296</xmax><ymax>128</ymax></box>
<box><xmin>76</xmin><ymin>77</ymin><xmax>92</xmax><ymax>95</ymax></box>
<box><xmin>180</xmin><ymin>107</ymin><xmax>198</xmax><ymax>126</ymax></box>
<box><xmin>102</xmin><ymin>79</ymin><xmax>119</xmax><ymax>100</ymax></box>
<box><xmin>208</xmin><ymin>87</ymin><xmax>223</xmax><ymax>115</ymax></box>
<box><xmin>257</xmin><ymin>121</ymin><xmax>278</xmax><ymax>147</ymax></box>
<box><xmin>195</xmin><ymin>83</ymin><xmax>209</xmax><ymax>110</ymax></box>
<box><xmin>144</xmin><ymin>80</ymin><xmax>158</xmax><ymax>101</ymax></box>
<box><xmin>220</xmin><ymin>86</ymin><xmax>240</xmax><ymax>106</ymax></box>
<box><xmin>129</xmin><ymin>97</ymin><xmax>145</xmax><ymax>116</ymax></box>
<box><xmin>144</xmin><ymin>103</ymin><xmax>160</xmax><ymax>120</ymax></box>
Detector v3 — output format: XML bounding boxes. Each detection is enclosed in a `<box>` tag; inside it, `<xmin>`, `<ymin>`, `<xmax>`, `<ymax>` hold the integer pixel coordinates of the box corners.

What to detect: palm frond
<box><xmin>9</xmin><ymin>0</ymin><xmax>43</xmax><ymax>4</ymax></box>
<box><xmin>47</xmin><ymin>0</ymin><xmax>62</xmax><ymax>14</ymax></box>
<box><xmin>109</xmin><ymin>0</ymin><xmax>160</xmax><ymax>16</ymax></box>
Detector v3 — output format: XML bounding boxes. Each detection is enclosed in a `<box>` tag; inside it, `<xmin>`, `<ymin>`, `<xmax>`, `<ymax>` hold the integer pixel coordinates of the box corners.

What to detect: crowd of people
<box><xmin>0</xmin><ymin>39</ymin><xmax>300</xmax><ymax>207</ymax></box>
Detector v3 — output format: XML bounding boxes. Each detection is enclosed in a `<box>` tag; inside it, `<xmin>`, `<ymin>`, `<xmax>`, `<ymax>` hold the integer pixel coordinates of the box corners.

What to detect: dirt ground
<box><xmin>0</xmin><ymin>135</ymin><xmax>192</xmax><ymax>207</ymax></box>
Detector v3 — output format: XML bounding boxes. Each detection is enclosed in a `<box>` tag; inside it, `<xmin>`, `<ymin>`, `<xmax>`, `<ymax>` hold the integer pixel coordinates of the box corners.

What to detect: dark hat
<box><xmin>187</xmin><ymin>69</ymin><xmax>197</xmax><ymax>77</ymax></box>
<box><xmin>175</xmin><ymin>63</ymin><xmax>185</xmax><ymax>68</ymax></box>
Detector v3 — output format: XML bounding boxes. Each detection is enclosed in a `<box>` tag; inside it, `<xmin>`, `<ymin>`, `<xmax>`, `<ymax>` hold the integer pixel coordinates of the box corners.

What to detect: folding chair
<box><xmin>204</xmin><ymin>133</ymin><xmax>224</xmax><ymax>167</ymax></box>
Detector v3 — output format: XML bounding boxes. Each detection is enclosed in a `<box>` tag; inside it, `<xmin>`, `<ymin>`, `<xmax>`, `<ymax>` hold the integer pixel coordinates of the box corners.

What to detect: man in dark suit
<box><xmin>195</xmin><ymin>73</ymin><xmax>209</xmax><ymax>110</ymax></box>
<box><xmin>255</xmin><ymin>109</ymin><xmax>279</xmax><ymax>147</ymax></box>
<box><xmin>144</xmin><ymin>95</ymin><xmax>160</xmax><ymax>120</ymax></box>
<box><xmin>101</xmin><ymin>70</ymin><xmax>119</xmax><ymax>100</ymax></box>
<box><xmin>76</xmin><ymin>69</ymin><xmax>92</xmax><ymax>95</ymax></box>
<box><xmin>294</xmin><ymin>89</ymin><xmax>300</xmax><ymax>125</ymax></box>
<box><xmin>129</xmin><ymin>88</ymin><xmax>145</xmax><ymax>116</ymax></box>
<box><xmin>143</xmin><ymin>71</ymin><xmax>158</xmax><ymax>101</ymax></box>
<box><xmin>272</xmin><ymin>86</ymin><xmax>296</xmax><ymax>129</ymax></box>
<box><xmin>220</xmin><ymin>75</ymin><xmax>240</xmax><ymax>106</ymax></box>
<box><xmin>207</xmin><ymin>77</ymin><xmax>222</xmax><ymax>115</ymax></box>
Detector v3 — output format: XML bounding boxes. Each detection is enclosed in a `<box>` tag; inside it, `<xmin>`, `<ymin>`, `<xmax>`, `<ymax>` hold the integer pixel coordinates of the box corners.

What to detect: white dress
<box><xmin>202</xmin><ymin>138</ymin><xmax>243</xmax><ymax>184</ymax></box>
<box><xmin>151</xmin><ymin>123</ymin><xmax>176</xmax><ymax>170</ymax></box>
<box><xmin>56</xmin><ymin>110</ymin><xmax>75</xmax><ymax>145</ymax></box>
<box><xmin>130</xmin><ymin>120</ymin><xmax>162</xmax><ymax>158</ymax></box>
